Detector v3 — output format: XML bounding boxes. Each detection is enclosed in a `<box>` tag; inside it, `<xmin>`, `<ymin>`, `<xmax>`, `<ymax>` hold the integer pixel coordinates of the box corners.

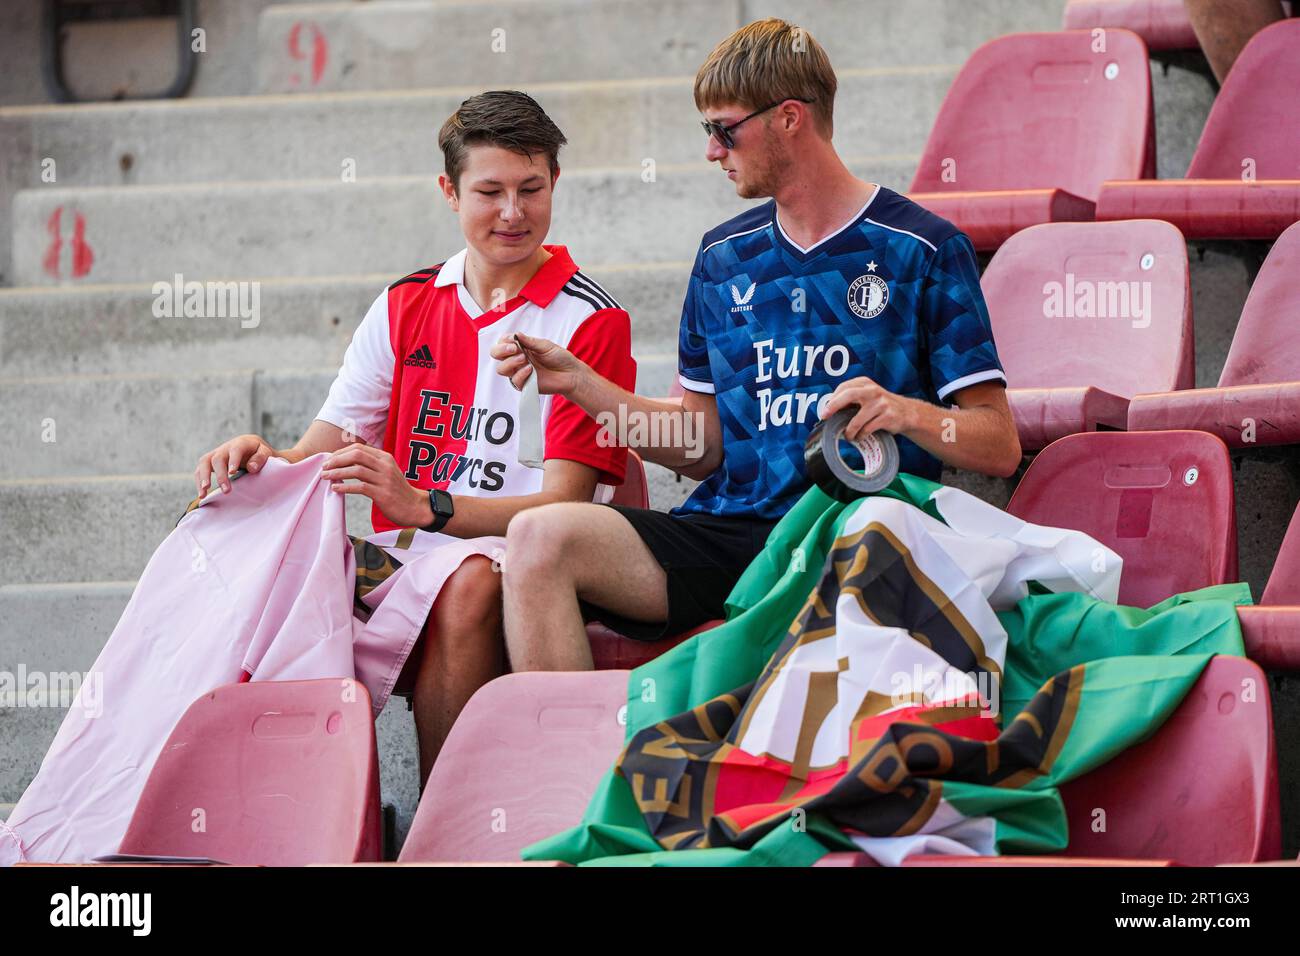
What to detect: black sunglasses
<box><xmin>700</xmin><ymin>98</ymin><xmax>817</xmax><ymax>149</ymax></box>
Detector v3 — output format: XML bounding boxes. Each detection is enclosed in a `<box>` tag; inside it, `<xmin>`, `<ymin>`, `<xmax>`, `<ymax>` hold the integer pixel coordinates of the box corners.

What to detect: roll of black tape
<box><xmin>804</xmin><ymin>407</ymin><xmax>900</xmax><ymax>502</ymax></box>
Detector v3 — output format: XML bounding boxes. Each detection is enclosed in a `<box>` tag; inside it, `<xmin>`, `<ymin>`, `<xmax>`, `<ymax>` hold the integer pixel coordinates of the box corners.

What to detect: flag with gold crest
<box><xmin>524</xmin><ymin>475</ymin><xmax>1250</xmax><ymax>866</ymax></box>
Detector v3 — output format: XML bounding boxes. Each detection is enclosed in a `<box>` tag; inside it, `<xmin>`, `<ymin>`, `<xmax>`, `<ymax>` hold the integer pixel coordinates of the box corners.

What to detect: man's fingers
<box><xmin>330</xmin><ymin>481</ymin><xmax>375</xmax><ymax>497</ymax></box>
<box><xmin>490</xmin><ymin>337</ymin><xmax>519</xmax><ymax>359</ymax></box>
<box><xmin>495</xmin><ymin>354</ymin><xmax>528</xmax><ymax>378</ymax></box>
<box><xmin>511</xmin><ymin>364</ymin><xmax>534</xmax><ymax>391</ymax></box>
<box><xmin>194</xmin><ymin>454</ymin><xmax>213</xmax><ymax>494</ymax></box>
<box><xmin>325</xmin><ymin>443</ymin><xmax>376</xmax><ymax>468</ymax></box>
<box><xmin>820</xmin><ymin>390</ymin><xmax>859</xmax><ymax>420</ymax></box>
<box><xmin>843</xmin><ymin>406</ymin><xmax>883</xmax><ymax>443</ymax></box>
<box><xmin>320</xmin><ymin>463</ymin><xmax>380</xmax><ymax>482</ymax></box>
<box><xmin>211</xmin><ymin>451</ymin><xmax>231</xmax><ymax>492</ymax></box>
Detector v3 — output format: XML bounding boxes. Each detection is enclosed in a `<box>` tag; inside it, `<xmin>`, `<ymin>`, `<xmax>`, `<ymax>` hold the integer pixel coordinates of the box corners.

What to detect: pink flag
<box><xmin>1</xmin><ymin>454</ymin><xmax>503</xmax><ymax>864</ymax></box>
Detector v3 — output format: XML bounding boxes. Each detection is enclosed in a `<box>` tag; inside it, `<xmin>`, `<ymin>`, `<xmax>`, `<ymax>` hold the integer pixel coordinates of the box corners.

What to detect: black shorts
<box><xmin>578</xmin><ymin>503</ymin><xmax>780</xmax><ymax>643</ymax></box>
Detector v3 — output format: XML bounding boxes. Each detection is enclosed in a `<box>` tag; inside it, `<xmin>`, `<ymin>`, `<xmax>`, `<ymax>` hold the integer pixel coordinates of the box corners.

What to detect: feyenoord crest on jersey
<box><xmin>847</xmin><ymin>272</ymin><xmax>889</xmax><ymax>319</ymax></box>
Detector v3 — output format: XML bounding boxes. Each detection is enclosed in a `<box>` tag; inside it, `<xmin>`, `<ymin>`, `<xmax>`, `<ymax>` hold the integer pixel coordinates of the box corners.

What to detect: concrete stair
<box><xmin>5</xmin><ymin>0</ymin><xmax>1296</xmax><ymax>860</ymax></box>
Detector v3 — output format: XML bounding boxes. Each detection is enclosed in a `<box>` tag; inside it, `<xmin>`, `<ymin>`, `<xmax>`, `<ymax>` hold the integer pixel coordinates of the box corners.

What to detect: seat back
<box><xmin>609</xmin><ymin>449</ymin><xmax>649</xmax><ymax>509</ymax></box>
<box><xmin>1062</xmin><ymin>0</ymin><xmax>1200</xmax><ymax>51</ymax></box>
<box><xmin>399</xmin><ymin>670</ymin><xmax>628</xmax><ymax>862</ymax></box>
<box><xmin>118</xmin><ymin>679</ymin><xmax>382</xmax><ymax>865</ymax></box>
<box><xmin>1219</xmin><ymin>219</ymin><xmax>1300</xmax><ymax>387</ymax></box>
<box><xmin>911</xmin><ymin>30</ymin><xmax>1154</xmax><ymax>199</ymax></box>
<box><xmin>1186</xmin><ymin>19</ymin><xmax>1300</xmax><ymax>179</ymax></box>
<box><xmin>983</xmin><ymin>219</ymin><xmax>1193</xmax><ymax>395</ymax></box>
<box><xmin>1060</xmin><ymin>656</ymin><xmax>1280</xmax><ymax>864</ymax></box>
<box><xmin>400</xmin><ymin>663</ymin><xmax>1279</xmax><ymax>867</ymax></box>
<box><xmin>1263</xmin><ymin>500</ymin><xmax>1300</xmax><ymax>605</ymax></box>
<box><xmin>1007</xmin><ymin>431</ymin><xmax>1237</xmax><ymax>605</ymax></box>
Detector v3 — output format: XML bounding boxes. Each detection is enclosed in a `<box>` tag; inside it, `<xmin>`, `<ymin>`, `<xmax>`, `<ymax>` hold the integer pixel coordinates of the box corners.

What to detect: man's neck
<box><xmin>771</xmin><ymin>151</ymin><xmax>877</xmax><ymax>251</ymax></box>
<box><xmin>463</xmin><ymin>245</ymin><xmax>551</xmax><ymax>313</ymax></box>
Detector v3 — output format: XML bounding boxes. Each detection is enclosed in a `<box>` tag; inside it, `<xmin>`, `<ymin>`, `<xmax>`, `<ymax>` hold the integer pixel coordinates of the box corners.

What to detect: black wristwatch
<box><xmin>421</xmin><ymin>488</ymin><xmax>455</xmax><ymax>533</ymax></box>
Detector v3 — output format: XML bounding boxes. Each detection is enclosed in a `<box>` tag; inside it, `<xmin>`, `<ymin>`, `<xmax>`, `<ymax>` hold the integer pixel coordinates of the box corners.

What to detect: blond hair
<box><xmin>694</xmin><ymin>18</ymin><xmax>837</xmax><ymax>138</ymax></box>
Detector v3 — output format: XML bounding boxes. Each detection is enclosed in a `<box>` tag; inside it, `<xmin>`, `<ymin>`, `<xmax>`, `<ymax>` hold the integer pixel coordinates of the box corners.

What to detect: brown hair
<box><xmin>438</xmin><ymin>90</ymin><xmax>567</xmax><ymax>190</ymax></box>
<box><xmin>694</xmin><ymin>18</ymin><xmax>837</xmax><ymax>138</ymax></box>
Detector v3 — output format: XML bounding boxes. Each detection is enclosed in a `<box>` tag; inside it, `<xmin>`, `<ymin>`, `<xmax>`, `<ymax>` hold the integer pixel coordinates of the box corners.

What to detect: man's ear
<box><xmin>551</xmin><ymin>165</ymin><xmax>561</xmax><ymax>189</ymax></box>
<box><xmin>777</xmin><ymin>100</ymin><xmax>805</xmax><ymax>136</ymax></box>
<box><xmin>437</xmin><ymin>172</ymin><xmax>459</xmax><ymax>211</ymax></box>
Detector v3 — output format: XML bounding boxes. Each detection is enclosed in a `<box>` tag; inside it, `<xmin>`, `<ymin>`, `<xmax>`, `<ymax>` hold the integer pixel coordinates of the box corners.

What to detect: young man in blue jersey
<box><xmin>490</xmin><ymin>18</ymin><xmax>1022</xmax><ymax>669</ymax></box>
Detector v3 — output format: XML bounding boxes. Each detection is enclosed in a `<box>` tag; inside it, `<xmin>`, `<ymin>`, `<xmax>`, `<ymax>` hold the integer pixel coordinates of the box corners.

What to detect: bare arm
<box><xmin>820</xmin><ymin>377</ymin><xmax>1022</xmax><ymax>479</ymax></box>
<box><xmin>278</xmin><ymin>419</ymin><xmax>353</xmax><ymax>464</ymax></box>
<box><xmin>194</xmin><ymin>419</ymin><xmax>355</xmax><ymax>495</ymax></box>
<box><xmin>899</xmin><ymin>381</ymin><xmax>1022</xmax><ymax>477</ymax></box>
<box><xmin>320</xmin><ymin>447</ymin><xmax>604</xmax><ymax>538</ymax></box>
<box><xmin>491</xmin><ymin>331</ymin><xmax>724</xmax><ymax>479</ymax></box>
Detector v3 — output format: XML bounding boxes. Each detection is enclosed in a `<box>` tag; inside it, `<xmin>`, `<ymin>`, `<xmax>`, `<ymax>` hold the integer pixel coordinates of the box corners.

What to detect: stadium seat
<box><xmin>584</xmin><ymin>401</ymin><xmax>725</xmax><ymax>670</ymax></box>
<box><xmin>1063</xmin><ymin>0</ymin><xmax>1199</xmax><ymax>51</ymax></box>
<box><xmin>1057</xmin><ymin>655</ymin><xmax>1280</xmax><ymax>864</ymax></box>
<box><xmin>1006</xmin><ymin>430</ymin><xmax>1237</xmax><ymax>606</ymax></box>
<box><xmin>1238</xmin><ymin>501</ymin><xmax>1300</xmax><ymax>671</ymax></box>
<box><xmin>982</xmin><ymin>219</ymin><xmax>1193</xmax><ymax>450</ymax></box>
<box><xmin>587</xmin><ymin>618</ymin><xmax>718</xmax><ymax>670</ymax></box>
<box><xmin>908</xmin><ymin>30</ymin><xmax>1155</xmax><ymax>251</ymax></box>
<box><xmin>399</xmin><ymin>670</ymin><xmax>628</xmax><ymax>862</ymax></box>
<box><xmin>402</xmin><ymin>660</ymin><xmax>1278</xmax><ymax>866</ymax></box>
<box><xmin>610</xmin><ymin>448</ymin><xmax>649</xmax><ymax>509</ymax></box>
<box><xmin>116</xmin><ymin>679</ymin><xmax>382</xmax><ymax>865</ymax></box>
<box><xmin>899</xmin><ymin>656</ymin><xmax>1280</xmax><ymax>866</ymax></box>
<box><xmin>1097</xmin><ymin>19</ymin><xmax>1300</xmax><ymax>240</ymax></box>
<box><xmin>1127</xmin><ymin>220</ymin><xmax>1300</xmax><ymax>447</ymax></box>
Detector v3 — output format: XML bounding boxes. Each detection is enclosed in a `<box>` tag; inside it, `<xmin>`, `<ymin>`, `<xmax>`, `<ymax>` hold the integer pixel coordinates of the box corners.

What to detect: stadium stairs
<box><xmin>1</xmin><ymin>0</ymin><xmax>1295</xmax><ymax>859</ymax></box>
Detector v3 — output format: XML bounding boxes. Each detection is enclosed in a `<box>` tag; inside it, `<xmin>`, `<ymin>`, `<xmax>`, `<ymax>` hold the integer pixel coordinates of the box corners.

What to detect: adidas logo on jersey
<box><xmin>404</xmin><ymin>344</ymin><xmax>436</xmax><ymax>368</ymax></box>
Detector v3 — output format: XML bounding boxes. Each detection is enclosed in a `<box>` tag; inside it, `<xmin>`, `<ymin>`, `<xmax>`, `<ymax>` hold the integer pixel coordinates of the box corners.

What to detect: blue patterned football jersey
<box><xmin>674</xmin><ymin>185</ymin><xmax>1006</xmax><ymax>519</ymax></box>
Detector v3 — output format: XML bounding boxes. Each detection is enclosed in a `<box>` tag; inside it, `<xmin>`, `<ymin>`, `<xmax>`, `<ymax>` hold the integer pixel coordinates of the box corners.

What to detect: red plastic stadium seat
<box><xmin>1097</xmin><ymin>19</ymin><xmax>1300</xmax><ymax>240</ymax></box>
<box><xmin>983</xmin><ymin>220</ymin><xmax>1192</xmax><ymax>450</ymax></box>
<box><xmin>1063</xmin><ymin>0</ymin><xmax>1199</xmax><ymax>51</ymax></box>
<box><xmin>586</xmin><ymin>412</ymin><xmax>723</xmax><ymax>671</ymax></box>
<box><xmin>402</xmin><ymin>660</ymin><xmax>1278</xmax><ymax>866</ymax></box>
<box><xmin>1263</xmin><ymin>503</ymin><xmax>1300</xmax><ymax>606</ymax></box>
<box><xmin>905</xmin><ymin>656</ymin><xmax>1280</xmax><ymax>865</ymax></box>
<box><xmin>117</xmin><ymin>679</ymin><xmax>382</xmax><ymax>865</ymax></box>
<box><xmin>588</xmin><ymin>618</ymin><xmax>719</xmax><ymax>670</ymax></box>
<box><xmin>1127</xmin><ymin>220</ymin><xmax>1300</xmax><ymax>447</ymax></box>
<box><xmin>909</xmin><ymin>30</ymin><xmax>1154</xmax><ymax>250</ymax></box>
<box><xmin>1238</xmin><ymin>501</ymin><xmax>1300</xmax><ymax>671</ymax></box>
<box><xmin>1057</xmin><ymin>656</ymin><xmax>1280</xmax><ymax>864</ymax></box>
<box><xmin>610</xmin><ymin>449</ymin><xmax>649</xmax><ymax>509</ymax></box>
<box><xmin>1006</xmin><ymin>431</ymin><xmax>1237</xmax><ymax>606</ymax></box>
<box><xmin>399</xmin><ymin>670</ymin><xmax>628</xmax><ymax>862</ymax></box>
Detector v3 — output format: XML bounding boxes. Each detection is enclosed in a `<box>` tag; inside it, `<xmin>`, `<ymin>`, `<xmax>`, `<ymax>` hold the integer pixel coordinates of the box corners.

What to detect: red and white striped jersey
<box><xmin>316</xmin><ymin>244</ymin><xmax>636</xmax><ymax>537</ymax></box>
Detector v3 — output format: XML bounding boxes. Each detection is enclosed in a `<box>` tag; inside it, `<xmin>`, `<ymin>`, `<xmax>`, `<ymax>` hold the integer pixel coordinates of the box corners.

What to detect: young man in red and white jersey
<box><xmin>195</xmin><ymin>91</ymin><xmax>636</xmax><ymax>784</ymax></box>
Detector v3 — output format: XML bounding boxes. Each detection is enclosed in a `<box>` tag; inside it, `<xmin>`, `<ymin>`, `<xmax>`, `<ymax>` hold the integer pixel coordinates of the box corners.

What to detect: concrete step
<box><xmin>0</xmin><ymin>236</ymin><xmax>1257</xmax><ymax>396</ymax></box>
<box><xmin>254</xmin><ymin>0</ymin><xmax>1061</xmax><ymax>94</ymax></box>
<box><xmin>258</xmin><ymin>0</ymin><xmax>745</xmax><ymax>92</ymax></box>
<box><xmin>0</xmin><ymin>0</ymin><xmax>314</xmax><ymax>108</ymax></box>
<box><xmin>0</xmin><ymin>355</ymin><xmax>679</xmax><ymax>577</ymax></box>
<box><xmin>0</xmin><ymin>66</ymin><xmax>950</xmax><ymax>284</ymax></box>
<box><xmin>0</xmin><ymin>353</ymin><xmax>678</xmax><ymax>481</ymax></box>
<box><xmin>9</xmin><ymin>156</ymin><xmax>915</xmax><ymax>286</ymax></box>
<box><xmin>0</xmin><ymin>263</ymin><xmax>690</xmax><ymax>377</ymax></box>
<box><xmin>0</xmin><ymin>370</ymin><xmax>256</xmax><ymax>480</ymax></box>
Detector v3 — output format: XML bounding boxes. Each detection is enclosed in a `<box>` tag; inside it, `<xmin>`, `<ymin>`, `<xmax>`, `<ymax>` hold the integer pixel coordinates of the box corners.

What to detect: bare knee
<box><xmin>430</xmin><ymin>555</ymin><xmax>502</xmax><ymax>637</ymax></box>
<box><xmin>504</xmin><ymin>502</ymin><xmax>587</xmax><ymax>574</ymax></box>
